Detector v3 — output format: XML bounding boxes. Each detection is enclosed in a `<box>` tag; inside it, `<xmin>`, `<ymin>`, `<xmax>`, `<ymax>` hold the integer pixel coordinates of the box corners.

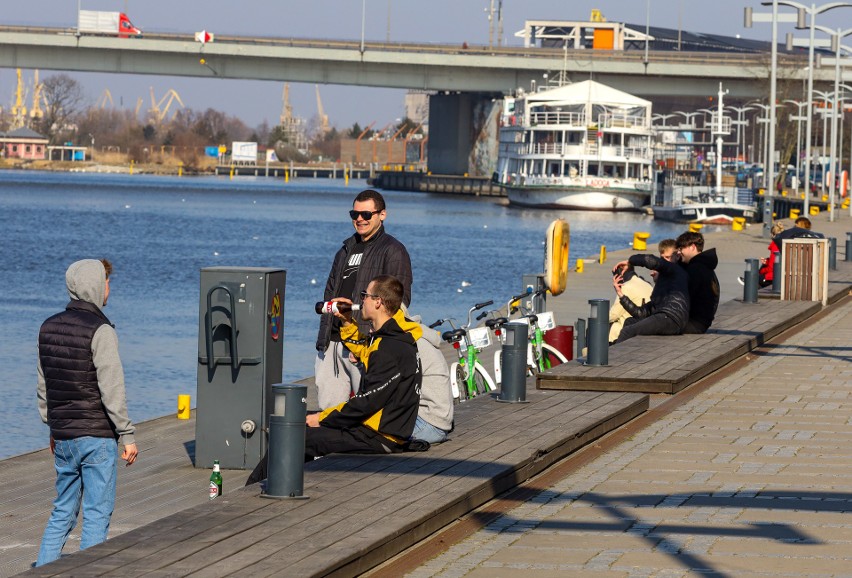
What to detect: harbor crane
<box><xmin>280</xmin><ymin>84</ymin><xmax>293</xmax><ymax>125</ymax></box>
<box><xmin>10</xmin><ymin>68</ymin><xmax>27</xmax><ymax>129</ymax></box>
<box><xmin>148</xmin><ymin>87</ymin><xmax>185</xmax><ymax>123</ymax></box>
<box><xmin>96</xmin><ymin>88</ymin><xmax>114</xmax><ymax>109</ymax></box>
<box><xmin>30</xmin><ymin>70</ymin><xmax>44</xmax><ymax>121</ymax></box>
<box><xmin>315</xmin><ymin>84</ymin><xmax>330</xmax><ymax>135</ymax></box>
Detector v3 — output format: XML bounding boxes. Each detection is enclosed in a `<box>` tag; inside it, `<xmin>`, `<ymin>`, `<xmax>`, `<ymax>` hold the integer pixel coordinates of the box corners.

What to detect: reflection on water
<box><xmin>0</xmin><ymin>170</ymin><xmax>689</xmax><ymax>459</ymax></box>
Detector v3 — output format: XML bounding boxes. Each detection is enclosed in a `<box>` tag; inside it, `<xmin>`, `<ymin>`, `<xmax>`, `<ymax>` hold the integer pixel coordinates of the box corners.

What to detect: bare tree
<box><xmin>37</xmin><ymin>74</ymin><xmax>87</xmax><ymax>143</ymax></box>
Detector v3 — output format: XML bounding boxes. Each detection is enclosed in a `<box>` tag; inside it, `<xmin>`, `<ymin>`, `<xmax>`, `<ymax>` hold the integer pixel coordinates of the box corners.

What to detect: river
<box><xmin>0</xmin><ymin>170</ymin><xmax>688</xmax><ymax>459</ymax></box>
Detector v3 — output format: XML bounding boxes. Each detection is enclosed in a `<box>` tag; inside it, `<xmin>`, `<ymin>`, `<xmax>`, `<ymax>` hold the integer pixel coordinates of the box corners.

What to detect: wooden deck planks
<box><xmin>537</xmin><ymin>299</ymin><xmax>824</xmax><ymax>394</ymax></box>
<box><xmin>20</xmin><ymin>386</ymin><xmax>646</xmax><ymax>577</ymax></box>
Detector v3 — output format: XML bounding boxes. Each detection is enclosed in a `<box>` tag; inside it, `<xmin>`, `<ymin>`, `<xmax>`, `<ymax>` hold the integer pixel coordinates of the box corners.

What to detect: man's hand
<box><xmin>121</xmin><ymin>443</ymin><xmax>138</xmax><ymax>466</ymax></box>
<box><xmin>613</xmin><ymin>272</ymin><xmax>625</xmax><ymax>298</ymax></box>
<box><xmin>612</xmin><ymin>260</ymin><xmax>629</xmax><ymax>275</ymax></box>
<box><xmin>331</xmin><ymin>297</ymin><xmax>354</xmax><ymax>325</ymax></box>
<box><xmin>306</xmin><ymin>414</ymin><xmax>320</xmax><ymax>427</ymax></box>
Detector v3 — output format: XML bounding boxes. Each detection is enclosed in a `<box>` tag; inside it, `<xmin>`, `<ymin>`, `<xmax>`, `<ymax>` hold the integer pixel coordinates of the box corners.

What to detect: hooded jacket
<box><xmin>316</xmin><ymin>225</ymin><xmax>413</xmax><ymax>352</ymax></box>
<box><xmin>37</xmin><ymin>260</ymin><xmax>135</xmax><ymax>445</ymax></box>
<box><xmin>621</xmin><ymin>254</ymin><xmax>690</xmax><ymax>331</ymax></box>
<box><xmin>320</xmin><ymin>316</ymin><xmax>421</xmax><ymax>444</ymax></box>
<box><xmin>682</xmin><ymin>248</ymin><xmax>720</xmax><ymax>332</ymax></box>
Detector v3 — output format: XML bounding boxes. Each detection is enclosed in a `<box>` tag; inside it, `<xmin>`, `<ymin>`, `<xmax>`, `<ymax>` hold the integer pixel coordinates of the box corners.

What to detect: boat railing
<box><xmin>598</xmin><ymin>113</ymin><xmax>648</xmax><ymax>130</ymax></box>
<box><xmin>530</xmin><ymin>111</ymin><xmax>586</xmax><ymax>126</ymax></box>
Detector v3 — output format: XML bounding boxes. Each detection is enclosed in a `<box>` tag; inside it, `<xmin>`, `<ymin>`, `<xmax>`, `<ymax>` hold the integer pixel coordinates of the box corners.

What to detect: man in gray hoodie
<box><xmin>35</xmin><ymin>259</ymin><xmax>137</xmax><ymax>567</ymax></box>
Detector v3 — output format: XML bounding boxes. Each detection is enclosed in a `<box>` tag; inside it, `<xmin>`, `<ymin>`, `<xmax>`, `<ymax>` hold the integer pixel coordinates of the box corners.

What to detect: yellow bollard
<box><xmin>822</xmin><ymin>194</ymin><xmax>828</xmax><ymax>201</ymax></box>
<box><xmin>599</xmin><ymin>245</ymin><xmax>606</xmax><ymax>264</ymax></box>
<box><xmin>757</xmin><ymin>188</ymin><xmax>765</xmax><ymax>196</ymax></box>
<box><xmin>842</xmin><ymin>198</ymin><xmax>850</xmax><ymax>209</ymax></box>
<box><xmin>129</xmin><ymin>160</ymin><xmax>134</xmax><ymax>175</ymax></box>
<box><xmin>229</xmin><ymin>167</ymin><xmax>234</xmax><ymax>180</ymax></box>
<box><xmin>689</xmin><ymin>223</ymin><xmax>703</xmax><ymax>233</ymax></box>
<box><xmin>576</xmin><ymin>258</ymin><xmax>584</xmax><ymax>273</ymax></box>
<box><xmin>285</xmin><ymin>170</ymin><xmax>289</xmax><ymax>183</ymax></box>
<box><xmin>781</xmin><ymin>190</ymin><xmax>788</xmax><ymax>197</ymax></box>
<box><xmin>178</xmin><ymin>163</ymin><xmax>183</xmax><ymax>177</ymax></box>
<box><xmin>177</xmin><ymin>394</ymin><xmax>191</xmax><ymax>420</ymax></box>
<box><xmin>632</xmin><ymin>231</ymin><xmax>650</xmax><ymax>251</ymax></box>
<box><xmin>732</xmin><ymin>217</ymin><xmax>746</xmax><ymax>231</ymax></box>
<box><xmin>789</xmin><ymin>208</ymin><xmax>800</xmax><ymax>220</ymax></box>
<box><xmin>810</xmin><ymin>205</ymin><xmax>820</xmax><ymax>215</ymax></box>
<box><xmin>344</xmin><ymin>169</ymin><xmax>349</xmax><ymax>186</ymax></box>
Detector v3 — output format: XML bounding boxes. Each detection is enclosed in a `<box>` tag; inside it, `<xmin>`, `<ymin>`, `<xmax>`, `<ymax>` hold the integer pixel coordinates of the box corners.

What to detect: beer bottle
<box><xmin>209</xmin><ymin>459</ymin><xmax>222</xmax><ymax>500</ymax></box>
<box><xmin>315</xmin><ymin>301</ymin><xmax>360</xmax><ymax>315</ymax></box>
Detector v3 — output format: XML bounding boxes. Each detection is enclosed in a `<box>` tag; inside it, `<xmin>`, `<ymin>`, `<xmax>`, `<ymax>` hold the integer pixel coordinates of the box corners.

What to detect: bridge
<box><xmin>0</xmin><ymin>25</ymin><xmax>834</xmax><ymax>176</ymax></box>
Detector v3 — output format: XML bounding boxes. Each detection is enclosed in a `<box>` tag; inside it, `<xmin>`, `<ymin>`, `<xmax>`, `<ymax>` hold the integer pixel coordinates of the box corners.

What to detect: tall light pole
<box><xmin>645</xmin><ymin>0</ymin><xmax>652</xmax><ymax>67</ymax></box>
<box><xmin>814</xmin><ymin>88</ymin><xmax>834</xmax><ymax>195</ymax></box>
<box><xmin>781</xmin><ymin>0</ymin><xmax>852</xmax><ymax>216</ymax></box>
<box><xmin>750</xmin><ymin>102</ymin><xmax>772</xmax><ymax>190</ymax></box>
<box><xmin>727</xmin><ymin>105</ymin><xmax>754</xmax><ymax>167</ymax></box>
<box><xmin>785</xmin><ymin>99</ymin><xmax>808</xmax><ymax>193</ymax></box>
<box><xmin>360</xmin><ymin>0</ymin><xmax>367</xmax><ymax>54</ymax></box>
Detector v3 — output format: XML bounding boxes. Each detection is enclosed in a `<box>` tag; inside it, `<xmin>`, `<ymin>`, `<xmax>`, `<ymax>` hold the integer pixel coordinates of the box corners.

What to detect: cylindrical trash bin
<box><xmin>263</xmin><ymin>384</ymin><xmax>309</xmax><ymax>500</ymax></box>
<box><xmin>543</xmin><ymin>325</ymin><xmax>574</xmax><ymax>363</ymax></box>
<box><xmin>497</xmin><ymin>322</ymin><xmax>529</xmax><ymax>403</ymax></box>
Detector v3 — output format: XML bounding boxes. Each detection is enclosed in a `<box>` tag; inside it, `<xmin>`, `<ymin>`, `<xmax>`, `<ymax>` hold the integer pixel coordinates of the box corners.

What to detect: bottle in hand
<box><xmin>315</xmin><ymin>301</ymin><xmax>360</xmax><ymax>315</ymax></box>
<box><xmin>209</xmin><ymin>459</ymin><xmax>222</xmax><ymax>500</ymax></box>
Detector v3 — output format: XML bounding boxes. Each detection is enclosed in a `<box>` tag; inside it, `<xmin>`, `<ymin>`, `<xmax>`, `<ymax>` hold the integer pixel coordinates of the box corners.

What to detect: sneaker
<box><xmin>737</xmin><ymin>276</ymin><xmax>745</xmax><ymax>286</ymax></box>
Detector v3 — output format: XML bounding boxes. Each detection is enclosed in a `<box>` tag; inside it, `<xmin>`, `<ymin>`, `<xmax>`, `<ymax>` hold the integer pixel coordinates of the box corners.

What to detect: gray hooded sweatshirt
<box><xmin>37</xmin><ymin>259</ymin><xmax>135</xmax><ymax>446</ymax></box>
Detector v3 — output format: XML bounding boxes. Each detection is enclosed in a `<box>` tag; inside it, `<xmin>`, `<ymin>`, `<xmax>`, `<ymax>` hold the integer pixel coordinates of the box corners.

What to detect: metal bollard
<box><xmin>846</xmin><ymin>232</ymin><xmax>852</xmax><ymax>262</ymax></box>
<box><xmin>497</xmin><ymin>322</ymin><xmax>529</xmax><ymax>403</ymax></box>
<box><xmin>575</xmin><ymin>318</ymin><xmax>587</xmax><ymax>359</ymax></box>
<box><xmin>585</xmin><ymin>299</ymin><xmax>609</xmax><ymax>367</ymax></box>
<box><xmin>771</xmin><ymin>250</ymin><xmax>781</xmax><ymax>293</ymax></box>
<box><xmin>743</xmin><ymin>258</ymin><xmax>759</xmax><ymax>303</ymax></box>
<box><xmin>828</xmin><ymin>237</ymin><xmax>837</xmax><ymax>270</ymax></box>
<box><xmin>263</xmin><ymin>384</ymin><xmax>309</xmax><ymax>500</ymax></box>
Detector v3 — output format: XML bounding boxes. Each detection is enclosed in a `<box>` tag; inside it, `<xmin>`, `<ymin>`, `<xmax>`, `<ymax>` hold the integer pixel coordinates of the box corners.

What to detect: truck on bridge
<box><xmin>78</xmin><ymin>11</ymin><xmax>142</xmax><ymax>38</ymax></box>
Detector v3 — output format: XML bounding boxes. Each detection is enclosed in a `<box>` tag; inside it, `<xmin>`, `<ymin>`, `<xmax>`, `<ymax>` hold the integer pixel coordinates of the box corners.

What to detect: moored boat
<box><xmin>496</xmin><ymin>80</ymin><xmax>655</xmax><ymax>211</ymax></box>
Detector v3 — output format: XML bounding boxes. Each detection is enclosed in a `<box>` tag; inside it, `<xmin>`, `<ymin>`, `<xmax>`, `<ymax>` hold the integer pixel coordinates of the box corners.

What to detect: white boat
<box><xmin>496</xmin><ymin>80</ymin><xmax>655</xmax><ymax>211</ymax></box>
<box><xmin>652</xmin><ymin>171</ymin><xmax>757</xmax><ymax>225</ymax></box>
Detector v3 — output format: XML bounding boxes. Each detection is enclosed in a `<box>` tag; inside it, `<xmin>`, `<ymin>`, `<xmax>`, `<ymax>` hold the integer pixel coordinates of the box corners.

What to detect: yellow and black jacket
<box><xmin>318</xmin><ymin>316</ymin><xmax>421</xmax><ymax>444</ymax></box>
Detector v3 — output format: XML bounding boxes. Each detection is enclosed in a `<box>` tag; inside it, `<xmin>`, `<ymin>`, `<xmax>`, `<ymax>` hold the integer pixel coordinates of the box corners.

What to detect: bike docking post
<box><xmin>585</xmin><ymin>299</ymin><xmax>609</xmax><ymax>367</ymax></box>
<box><xmin>497</xmin><ymin>322</ymin><xmax>529</xmax><ymax>403</ymax></box>
<box><xmin>828</xmin><ymin>237</ymin><xmax>837</xmax><ymax>270</ymax></box>
<box><xmin>262</xmin><ymin>384</ymin><xmax>309</xmax><ymax>500</ymax></box>
<box><xmin>743</xmin><ymin>259</ymin><xmax>759</xmax><ymax>303</ymax></box>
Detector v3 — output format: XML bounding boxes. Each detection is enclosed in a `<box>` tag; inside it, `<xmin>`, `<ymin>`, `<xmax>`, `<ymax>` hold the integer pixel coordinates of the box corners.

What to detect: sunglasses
<box><xmin>359</xmin><ymin>290</ymin><xmax>380</xmax><ymax>301</ymax></box>
<box><xmin>349</xmin><ymin>210</ymin><xmax>380</xmax><ymax>221</ymax></box>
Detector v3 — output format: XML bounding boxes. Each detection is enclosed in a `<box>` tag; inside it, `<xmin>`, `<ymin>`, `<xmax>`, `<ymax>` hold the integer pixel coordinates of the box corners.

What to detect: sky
<box><xmin>3</xmin><ymin>0</ymin><xmax>852</xmax><ymax>131</ymax></box>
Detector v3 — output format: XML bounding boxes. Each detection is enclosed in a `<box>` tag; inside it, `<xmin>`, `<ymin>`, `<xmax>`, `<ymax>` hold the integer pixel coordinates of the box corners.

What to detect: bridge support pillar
<box><xmin>427</xmin><ymin>93</ymin><xmax>500</xmax><ymax>177</ymax></box>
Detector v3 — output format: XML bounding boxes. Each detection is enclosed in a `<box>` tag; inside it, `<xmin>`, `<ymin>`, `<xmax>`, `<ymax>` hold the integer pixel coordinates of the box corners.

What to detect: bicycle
<box><xmin>430</xmin><ymin>300</ymin><xmax>497</xmax><ymax>401</ymax></box>
<box><xmin>488</xmin><ymin>290</ymin><xmax>568</xmax><ymax>382</ymax></box>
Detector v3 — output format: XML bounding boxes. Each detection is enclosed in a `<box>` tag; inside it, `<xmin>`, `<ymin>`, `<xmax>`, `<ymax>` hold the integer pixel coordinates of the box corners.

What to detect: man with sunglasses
<box><xmin>315</xmin><ymin>189</ymin><xmax>412</xmax><ymax>409</ymax></box>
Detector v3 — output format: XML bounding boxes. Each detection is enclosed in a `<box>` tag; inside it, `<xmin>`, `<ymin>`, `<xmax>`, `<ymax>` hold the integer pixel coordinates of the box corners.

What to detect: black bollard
<box><xmin>263</xmin><ymin>384</ymin><xmax>309</xmax><ymax>500</ymax></box>
<box><xmin>828</xmin><ymin>237</ymin><xmax>837</xmax><ymax>270</ymax></box>
<box><xmin>575</xmin><ymin>318</ymin><xmax>587</xmax><ymax>359</ymax></box>
<box><xmin>743</xmin><ymin>258</ymin><xmax>759</xmax><ymax>303</ymax></box>
<box><xmin>497</xmin><ymin>322</ymin><xmax>529</xmax><ymax>403</ymax></box>
<box><xmin>585</xmin><ymin>299</ymin><xmax>610</xmax><ymax>367</ymax></box>
<box><xmin>771</xmin><ymin>250</ymin><xmax>781</xmax><ymax>293</ymax></box>
<box><xmin>846</xmin><ymin>232</ymin><xmax>852</xmax><ymax>262</ymax></box>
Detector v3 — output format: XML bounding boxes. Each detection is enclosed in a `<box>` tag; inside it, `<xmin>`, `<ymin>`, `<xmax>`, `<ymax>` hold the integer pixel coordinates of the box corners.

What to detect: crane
<box><xmin>280</xmin><ymin>84</ymin><xmax>293</xmax><ymax>125</ymax></box>
<box><xmin>148</xmin><ymin>88</ymin><xmax>185</xmax><ymax>123</ymax></box>
<box><xmin>315</xmin><ymin>85</ymin><xmax>329</xmax><ymax>136</ymax></box>
<box><xmin>30</xmin><ymin>70</ymin><xmax>44</xmax><ymax>121</ymax></box>
<box><xmin>10</xmin><ymin>69</ymin><xmax>27</xmax><ymax>129</ymax></box>
<box><xmin>96</xmin><ymin>88</ymin><xmax>114</xmax><ymax>109</ymax></box>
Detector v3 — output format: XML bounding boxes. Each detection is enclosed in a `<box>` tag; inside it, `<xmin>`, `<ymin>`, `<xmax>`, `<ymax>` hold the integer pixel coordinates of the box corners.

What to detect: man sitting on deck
<box><xmin>611</xmin><ymin>249</ymin><xmax>690</xmax><ymax>343</ymax></box>
<box><xmin>247</xmin><ymin>275</ymin><xmax>421</xmax><ymax>484</ymax></box>
<box><xmin>676</xmin><ymin>231</ymin><xmax>720</xmax><ymax>334</ymax></box>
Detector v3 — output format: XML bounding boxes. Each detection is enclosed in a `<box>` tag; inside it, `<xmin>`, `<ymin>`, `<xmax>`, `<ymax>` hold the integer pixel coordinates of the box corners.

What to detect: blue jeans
<box><xmin>410</xmin><ymin>415</ymin><xmax>449</xmax><ymax>444</ymax></box>
<box><xmin>36</xmin><ymin>436</ymin><xmax>118</xmax><ymax>567</ymax></box>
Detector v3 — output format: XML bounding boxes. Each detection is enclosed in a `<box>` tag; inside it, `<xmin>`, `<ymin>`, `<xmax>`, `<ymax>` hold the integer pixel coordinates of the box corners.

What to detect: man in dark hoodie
<box><xmin>611</xmin><ymin>251</ymin><xmax>690</xmax><ymax>343</ymax></box>
<box><xmin>676</xmin><ymin>231</ymin><xmax>720</xmax><ymax>334</ymax></box>
<box><xmin>247</xmin><ymin>275</ymin><xmax>421</xmax><ymax>484</ymax></box>
<box><xmin>35</xmin><ymin>259</ymin><xmax>137</xmax><ymax>567</ymax></box>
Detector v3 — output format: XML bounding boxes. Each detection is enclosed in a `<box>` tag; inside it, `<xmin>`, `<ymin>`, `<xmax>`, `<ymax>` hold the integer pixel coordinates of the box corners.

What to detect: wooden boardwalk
<box><xmin>15</xmin><ymin>386</ymin><xmax>646</xmax><ymax>577</ymax></box>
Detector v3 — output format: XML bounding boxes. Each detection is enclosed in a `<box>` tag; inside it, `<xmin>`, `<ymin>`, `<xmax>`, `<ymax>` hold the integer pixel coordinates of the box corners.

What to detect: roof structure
<box><xmin>0</xmin><ymin>127</ymin><xmax>48</xmax><ymax>140</ymax></box>
<box><xmin>524</xmin><ymin>79</ymin><xmax>651</xmax><ymax>109</ymax></box>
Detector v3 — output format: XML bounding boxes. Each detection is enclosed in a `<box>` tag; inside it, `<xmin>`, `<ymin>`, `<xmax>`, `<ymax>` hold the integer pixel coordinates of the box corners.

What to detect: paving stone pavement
<box><xmin>407</xmin><ymin>297</ymin><xmax>852</xmax><ymax>578</ymax></box>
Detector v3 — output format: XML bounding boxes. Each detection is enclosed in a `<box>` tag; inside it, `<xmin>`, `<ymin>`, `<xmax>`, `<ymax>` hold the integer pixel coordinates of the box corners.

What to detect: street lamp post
<box><xmin>784</xmin><ymin>99</ymin><xmax>808</xmax><ymax>194</ymax></box>
<box><xmin>727</xmin><ymin>105</ymin><xmax>754</xmax><ymax>168</ymax></box>
<box><xmin>750</xmin><ymin>102</ymin><xmax>772</xmax><ymax>190</ymax></box>
<box><xmin>814</xmin><ymin>89</ymin><xmax>834</xmax><ymax>196</ymax></box>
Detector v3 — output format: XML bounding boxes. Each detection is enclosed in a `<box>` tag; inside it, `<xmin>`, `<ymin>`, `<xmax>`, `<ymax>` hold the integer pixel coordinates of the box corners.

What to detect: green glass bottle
<box><xmin>209</xmin><ymin>459</ymin><xmax>222</xmax><ymax>500</ymax></box>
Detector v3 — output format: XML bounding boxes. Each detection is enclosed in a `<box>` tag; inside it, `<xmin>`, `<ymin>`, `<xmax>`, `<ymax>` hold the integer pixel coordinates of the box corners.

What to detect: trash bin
<box><xmin>544</xmin><ymin>324</ymin><xmax>573</xmax><ymax>364</ymax></box>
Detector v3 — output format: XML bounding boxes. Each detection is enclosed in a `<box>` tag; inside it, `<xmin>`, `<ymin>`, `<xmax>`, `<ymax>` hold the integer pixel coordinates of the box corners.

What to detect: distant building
<box><xmin>404</xmin><ymin>91</ymin><xmax>431</xmax><ymax>131</ymax></box>
<box><xmin>0</xmin><ymin>127</ymin><xmax>48</xmax><ymax>160</ymax></box>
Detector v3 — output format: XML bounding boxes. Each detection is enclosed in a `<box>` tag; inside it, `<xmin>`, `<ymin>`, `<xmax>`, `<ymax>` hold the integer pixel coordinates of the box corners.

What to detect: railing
<box><xmin>598</xmin><ymin>113</ymin><xmax>648</xmax><ymax>130</ymax></box>
<box><xmin>529</xmin><ymin>111</ymin><xmax>586</xmax><ymax>126</ymax></box>
<box><xmin>509</xmin><ymin>143</ymin><xmax>652</xmax><ymax>158</ymax></box>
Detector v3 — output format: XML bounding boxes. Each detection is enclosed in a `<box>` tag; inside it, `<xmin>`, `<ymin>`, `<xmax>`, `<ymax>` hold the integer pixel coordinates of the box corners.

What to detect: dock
<box><xmin>3</xmin><ymin>212</ymin><xmax>851</xmax><ymax>577</ymax></box>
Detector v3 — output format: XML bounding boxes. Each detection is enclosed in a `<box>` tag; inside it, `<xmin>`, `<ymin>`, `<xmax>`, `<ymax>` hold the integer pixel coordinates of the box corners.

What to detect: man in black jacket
<box><xmin>676</xmin><ymin>231</ymin><xmax>720</xmax><ymax>334</ymax></box>
<box><xmin>611</xmin><ymin>251</ymin><xmax>690</xmax><ymax>343</ymax></box>
<box><xmin>315</xmin><ymin>189</ymin><xmax>413</xmax><ymax>409</ymax></box>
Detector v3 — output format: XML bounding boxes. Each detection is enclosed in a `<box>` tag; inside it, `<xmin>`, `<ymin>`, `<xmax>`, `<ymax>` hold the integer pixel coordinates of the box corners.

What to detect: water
<box><xmin>0</xmin><ymin>170</ymin><xmax>687</xmax><ymax>459</ymax></box>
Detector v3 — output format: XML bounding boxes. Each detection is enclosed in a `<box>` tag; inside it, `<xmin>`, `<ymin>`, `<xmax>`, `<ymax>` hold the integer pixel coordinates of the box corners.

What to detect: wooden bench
<box><xmin>537</xmin><ymin>299</ymin><xmax>821</xmax><ymax>394</ymax></box>
<box><xmin>22</xmin><ymin>383</ymin><xmax>647</xmax><ymax>577</ymax></box>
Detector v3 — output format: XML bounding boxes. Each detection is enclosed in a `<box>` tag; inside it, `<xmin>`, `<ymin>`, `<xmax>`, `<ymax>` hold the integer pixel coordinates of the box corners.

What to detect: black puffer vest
<box><xmin>39</xmin><ymin>300</ymin><xmax>117</xmax><ymax>440</ymax></box>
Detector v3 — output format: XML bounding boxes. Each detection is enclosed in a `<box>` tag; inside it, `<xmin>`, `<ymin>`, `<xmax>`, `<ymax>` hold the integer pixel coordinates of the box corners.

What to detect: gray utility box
<box><xmin>196</xmin><ymin>267</ymin><xmax>286</xmax><ymax>470</ymax></box>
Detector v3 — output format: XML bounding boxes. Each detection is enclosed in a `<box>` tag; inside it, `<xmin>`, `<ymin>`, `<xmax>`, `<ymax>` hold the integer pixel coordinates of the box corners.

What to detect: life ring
<box><xmin>544</xmin><ymin>218</ymin><xmax>570</xmax><ymax>296</ymax></box>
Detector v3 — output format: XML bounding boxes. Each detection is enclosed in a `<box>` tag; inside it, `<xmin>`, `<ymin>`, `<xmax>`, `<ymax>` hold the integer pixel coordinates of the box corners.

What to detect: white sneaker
<box><xmin>737</xmin><ymin>276</ymin><xmax>745</xmax><ymax>286</ymax></box>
